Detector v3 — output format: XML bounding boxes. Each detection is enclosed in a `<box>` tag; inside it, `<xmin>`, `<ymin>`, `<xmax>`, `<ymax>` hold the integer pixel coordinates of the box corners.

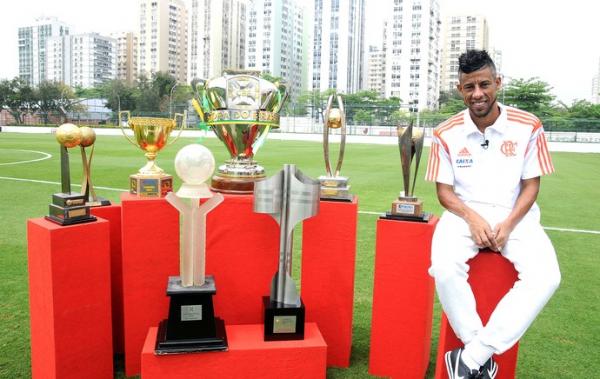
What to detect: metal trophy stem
<box><xmin>319</xmin><ymin>94</ymin><xmax>353</xmax><ymax>201</ymax></box>
<box><xmin>254</xmin><ymin>164</ymin><xmax>320</xmax><ymax>340</ymax></box>
<box><xmin>79</xmin><ymin>127</ymin><xmax>110</xmax><ymax>206</ymax></box>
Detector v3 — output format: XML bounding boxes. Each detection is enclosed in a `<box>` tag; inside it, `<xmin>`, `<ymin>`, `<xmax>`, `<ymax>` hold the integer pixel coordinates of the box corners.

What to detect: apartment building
<box><xmin>112</xmin><ymin>32</ymin><xmax>139</xmax><ymax>85</ymax></box>
<box><xmin>311</xmin><ymin>0</ymin><xmax>365</xmax><ymax>93</ymax></box>
<box><xmin>18</xmin><ymin>17</ymin><xmax>70</xmax><ymax>86</ymax></box>
<box><xmin>138</xmin><ymin>0</ymin><xmax>188</xmax><ymax>83</ymax></box>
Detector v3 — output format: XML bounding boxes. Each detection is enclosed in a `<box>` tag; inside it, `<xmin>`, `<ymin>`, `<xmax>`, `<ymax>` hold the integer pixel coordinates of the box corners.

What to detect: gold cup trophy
<box><xmin>385</xmin><ymin>120</ymin><xmax>430</xmax><ymax>221</ymax></box>
<box><xmin>318</xmin><ymin>94</ymin><xmax>353</xmax><ymax>201</ymax></box>
<box><xmin>119</xmin><ymin>111</ymin><xmax>186</xmax><ymax>197</ymax></box>
<box><xmin>191</xmin><ymin>70</ymin><xmax>288</xmax><ymax>194</ymax></box>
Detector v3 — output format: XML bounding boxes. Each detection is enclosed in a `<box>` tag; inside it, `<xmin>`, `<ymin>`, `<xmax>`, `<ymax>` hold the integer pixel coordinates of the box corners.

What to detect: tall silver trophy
<box><xmin>191</xmin><ymin>70</ymin><xmax>288</xmax><ymax>194</ymax></box>
<box><xmin>386</xmin><ymin>120</ymin><xmax>430</xmax><ymax>221</ymax></box>
<box><xmin>319</xmin><ymin>94</ymin><xmax>353</xmax><ymax>201</ymax></box>
<box><xmin>155</xmin><ymin>144</ymin><xmax>228</xmax><ymax>354</ymax></box>
<box><xmin>254</xmin><ymin>164</ymin><xmax>320</xmax><ymax>340</ymax></box>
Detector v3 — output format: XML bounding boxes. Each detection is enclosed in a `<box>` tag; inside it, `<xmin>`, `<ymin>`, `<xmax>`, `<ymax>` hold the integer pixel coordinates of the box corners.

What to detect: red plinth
<box><xmin>434</xmin><ymin>251</ymin><xmax>519</xmax><ymax>379</ymax></box>
<box><xmin>302</xmin><ymin>198</ymin><xmax>358</xmax><ymax>367</ymax></box>
<box><xmin>141</xmin><ymin>323</ymin><xmax>327</xmax><ymax>379</ymax></box>
<box><xmin>120</xmin><ymin>193</ymin><xmax>179</xmax><ymax>376</ymax></box>
<box><xmin>205</xmin><ymin>194</ymin><xmax>279</xmax><ymax>325</ymax></box>
<box><xmin>27</xmin><ymin>217</ymin><xmax>113</xmax><ymax>379</ymax></box>
<box><xmin>369</xmin><ymin>216</ymin><xmax>439</xmax><ymax>379</ymax></box>
<box><xmin>91</xmin><ymin>204</ymin><xmax>124</xmax><ymax>354</ymax></box>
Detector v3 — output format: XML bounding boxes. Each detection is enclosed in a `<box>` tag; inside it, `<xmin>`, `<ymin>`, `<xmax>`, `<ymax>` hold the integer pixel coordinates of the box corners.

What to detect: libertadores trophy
<box><xmin>78</xmin><ymin>126</ymin><xmax>111</xmax><ymax>206</ymax></box>
<box><xmin>119</xmin><ymin>110</ymin><xmax>186</xmax><ymax>197</ymax></box>
<box><xmin>319</xmin><ymin>94</ymin><xmax>353</xmax><ymax>201</ymax></box>
<box><xmin>156</xmin><ymin>144</ymin><xmax>227</xmax><ymax>354</ymax></box>
<box><xmin>254</xmin><ymin>164</ymin><xmax>320</xmax><ymax>340</ymax></box>
<box><xmin>45</xmin><ymin>123</ymin><xmax>96</xmax><ymax>225</ymax></box>
<box><xmin>191</xmin><ymin>70</ymin><xmax>288</xmax><ymax>194</ymax></box>
<box><xmin>385</xmin><ymin>120</ymin><xmax>430</xmax><ymax>222</ymax></box>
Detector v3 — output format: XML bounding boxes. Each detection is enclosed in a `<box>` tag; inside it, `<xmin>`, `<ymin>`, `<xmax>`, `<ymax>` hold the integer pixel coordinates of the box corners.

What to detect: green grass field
<box><xmin>0</xmin><ymin>131</ymin><xmax>599</xmax><ymax>378</ymax></box>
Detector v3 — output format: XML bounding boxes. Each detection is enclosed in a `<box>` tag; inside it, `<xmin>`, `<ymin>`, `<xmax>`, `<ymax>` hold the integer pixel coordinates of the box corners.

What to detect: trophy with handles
<box><xmin>191</xmin><ymin>70</ymin><xmax>288</xmax><ymax>194</ymax></box>
<box><xmin>118</xmin><ymin>111</ymin><xmax>186</xmax><ymax>197</ymax></box>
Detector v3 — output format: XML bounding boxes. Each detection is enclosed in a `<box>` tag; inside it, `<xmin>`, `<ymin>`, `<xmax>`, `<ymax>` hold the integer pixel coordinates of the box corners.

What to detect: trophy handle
<box><xmin>191</xmin><ymin>98</ymin><xmax>205</xmax><ymax>122</ymax></box>
<box><xmin>334</xmin><ymin>95</ymin><xmax>346</xmax><ymax>177</ymax></box>
<box><xmin>118</xmin><ymin>111</ymin><xmax>138</xmax><ymax>147</ymax></box>
<box><xmin>322</xmin><ymin>95</ymin><xmax>334</xmax><ymax>177</ymax></box>
<box><xmin>168</xmin><ymin>110</ymin><xmax>187</xmax><ymax>145</ymax></box>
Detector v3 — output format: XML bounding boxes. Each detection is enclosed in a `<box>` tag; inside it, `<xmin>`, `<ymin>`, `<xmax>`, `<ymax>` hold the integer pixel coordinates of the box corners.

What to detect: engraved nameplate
<box><xmin>181</xmin><ymin>305</ymin><xmax>203</xmax><ymax>321</ymax></box>
<box><xmin>273</xmin><ymin>315</ymin><xmax>297</xmax><ymax>333</ymax></box>
<box><xmin>396</xmin><ymin>203</ymin><xmax>415</xmax><ymax>214</ymax></box>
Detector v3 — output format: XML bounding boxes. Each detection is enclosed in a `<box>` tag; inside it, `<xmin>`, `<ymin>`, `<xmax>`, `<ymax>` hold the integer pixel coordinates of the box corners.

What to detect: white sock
<box><xmin>463</xmin><ymin>338</ymin><xmax>496</xmax><ymax>369</ymax></box>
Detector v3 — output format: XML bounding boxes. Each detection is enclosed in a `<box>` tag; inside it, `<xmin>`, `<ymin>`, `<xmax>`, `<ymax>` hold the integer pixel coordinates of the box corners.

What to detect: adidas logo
<box><xmin>458</xmin><ymin>147</ymin><xmax>471</xmax><ymax>157</ymax></box>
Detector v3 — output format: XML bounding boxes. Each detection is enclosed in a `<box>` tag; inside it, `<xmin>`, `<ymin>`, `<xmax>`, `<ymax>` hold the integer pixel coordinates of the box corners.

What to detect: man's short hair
<box><xmin>458</xmin><ymin>50</ymin><xmax>497</xmax><ymax>76</ymax></box>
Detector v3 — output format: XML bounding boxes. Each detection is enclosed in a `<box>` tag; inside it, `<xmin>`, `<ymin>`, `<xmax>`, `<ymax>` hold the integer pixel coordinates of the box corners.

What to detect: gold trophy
<box><xmin>386</xmin><ymin>120</ymin><xmax>430</xmax><ymax>221</ymax></box>
<box><xmin>46</xmin><ymin>123</ymin><xmax>96</xmax><ymax>225</ymax></box>
<box><xmin>191</xmin><ymin>70</ymin><xmax>288</xmax><ymax>194</ymax></box>
<box><xmin>319</xmin><ymin>94</ymin><xmax>353</xmax><ymax>201</ymax></box>
<box><xmin>79</xmin><ymin>127</ymin><xmax>111</xmax><ymax>206</ymax></box>
<box><xmin>119</xmin><ymin>111</ymin><xmax>186</xmax><ymax>197</ymax></box>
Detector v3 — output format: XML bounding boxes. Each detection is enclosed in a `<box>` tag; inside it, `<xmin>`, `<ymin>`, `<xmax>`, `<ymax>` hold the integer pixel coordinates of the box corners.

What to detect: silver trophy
<box><xmin>156</xmin><ymin>144</ymin><xmax>228</xmax><ymax>354</ymax></box>
<box><xmin>319</xmin><ymin>94</ymin><xmax>353</xmax><ymax>201</ymax></box>
<box><xmin>388</xmin><ymin>120</ymin><xmax>427</xmax><ymax>220</ymax></box>
<box><xmin>254</xmin><ymin>164</ymin><xmax>320</xmax><ymax>340</ymax></box>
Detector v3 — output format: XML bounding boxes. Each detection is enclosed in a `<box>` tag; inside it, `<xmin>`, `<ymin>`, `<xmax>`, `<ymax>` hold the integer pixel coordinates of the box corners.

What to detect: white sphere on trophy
<box><xmin>174</xmin><ymin>144</ymin><xmax>216</xmax><ymax>198</ymax></box>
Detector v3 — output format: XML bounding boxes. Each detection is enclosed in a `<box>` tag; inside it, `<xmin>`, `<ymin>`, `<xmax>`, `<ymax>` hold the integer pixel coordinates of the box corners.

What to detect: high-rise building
<box><xmin>138</xmin><ymin>0</ymin><xmax>188</xmax><ymax>83</ymax></box>
<box><xmin>18</xmin><ymin>17</ymin><xmax>70</xmax><ymax>86</ymax></box>
<box><xmin>366</xmin><ymin>45</ymin><xmax>386</xmax><ymax>97</ymax></box>
<box><xmin>246</xmin><ymin>0</ymin><xmax>308</xmax><ymax>97</ymax></box>
<box><xmin>440</xmin><ymin>14</ymin><xmax>489</xmax><ymax>93</ymax></box>
<box><xmin>311</xmin><ymin>0</ymin><xmax>365</xmax><ymax>93</ymax></box>
<box><xmin>112</xmin><ymin>32</ymin><xmax>138</xmax><ymax>85</ymax></box>
<box><xmin>384</xmin><ymin>0</ymin><xmax>441</xmax><ymax>110</ymax></box>
<box><xmin>46</xmin><ymin>33</ymin><xmax>117</xmax><ymax>88</ymax></box>
<box><xmin>189</xmin><ymin>0</ymin><xmax>246</xmax><ymax>81</ymax></box>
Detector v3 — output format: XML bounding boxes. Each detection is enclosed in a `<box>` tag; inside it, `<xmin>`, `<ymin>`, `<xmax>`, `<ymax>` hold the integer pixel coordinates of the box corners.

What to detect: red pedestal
<box><xmin>120</xmin><ymin>193</ymin><xmax>179</xmax><ymax>376</ymax></box>
<box><xmin>141</xmin><ymin>323</ymin><xmax>327</xmax><ymax>379</ymax></box>
<box><xmin>205</xmin><ymin>194</ymin><xmax>279</xmax><ymax>325</ymax></box>
<box><xmin>91</xmin><ymin>204</ymin><xmax>124</xmax><ymax>354</ymax></box>
<box><xmin>434</xmin><ymin>251</ymin><xmax>519</xmax><ymax>379</ymax></box>
<box><xmin>302</xmin><ymin>198</ymin><xmax>358</xmax><ymax>367</ymax></box>
<box><xmin>27</xmin><ymin>218</ymin><xmax>113</xmax><ymax>379</ymax></box>
<box><xmin>369</xmin><ymin>216</ymin><xmax>439</xmax><ymax>379</ymax></box>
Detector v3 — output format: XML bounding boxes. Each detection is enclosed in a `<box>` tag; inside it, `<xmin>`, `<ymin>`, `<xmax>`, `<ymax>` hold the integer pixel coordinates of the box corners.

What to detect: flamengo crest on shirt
<box><xmin>500</xmin><ymin>140</ymin><xmax>518</xmax><ymax>157</ymax></box>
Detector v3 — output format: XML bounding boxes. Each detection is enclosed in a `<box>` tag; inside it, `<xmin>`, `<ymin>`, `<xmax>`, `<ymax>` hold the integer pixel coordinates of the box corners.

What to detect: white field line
<box><xmin>1</xmin><ymin>175</ymin><xmax>599</xmax><ymax>235</ymax></box>
<box><xmin>0</xmin><ymin>150</ymin><xmax>52</xmax><ymax>166</ymax></box>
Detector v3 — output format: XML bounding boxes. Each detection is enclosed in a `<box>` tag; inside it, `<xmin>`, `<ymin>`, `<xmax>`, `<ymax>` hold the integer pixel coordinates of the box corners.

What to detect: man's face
<box><xmin>457</xmin><ymin>66</ymin><xmax>502</xmax><ymax>119</ymax></box>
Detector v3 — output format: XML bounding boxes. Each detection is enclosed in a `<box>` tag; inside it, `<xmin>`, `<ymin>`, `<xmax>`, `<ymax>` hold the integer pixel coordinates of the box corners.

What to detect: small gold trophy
<box><xmin>46</xmin><ymin>123</ymin><xmax>96</xmax><ymax>225</ymax></box>
<box><xmin>119</xmin><ymin>111</ymin><xmax>186</xmax><ymax>197</ymax></box>
<box><xmin>386</xmin><ymin>120</ymin><xmax>429</xmax><ymax>221</ymax></box>
<box><xmin>79</xmin><ymin>127</ymin><xmax>111</xmax><ymax>206</ymax></box>
<box><xmin>191</xmin><ymin>70</ymin><xmax>288</xmax><ymax>194</ymax></box>
<box><xmin>319</xmin><ymin>94</ymin><xmax>353</xmax><ymax>201</ymax></box>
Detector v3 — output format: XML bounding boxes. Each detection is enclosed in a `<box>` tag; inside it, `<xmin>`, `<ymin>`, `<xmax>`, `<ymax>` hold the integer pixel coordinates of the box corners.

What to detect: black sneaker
<box><xmin>445</xmin><ymin>348</ymin><xmax>481</xmax><ymax>379</ymax></box>
<box><xmin>477</xmin><ymin>357</ymin><xmax>498</xmax><ymax>379</ymax></box>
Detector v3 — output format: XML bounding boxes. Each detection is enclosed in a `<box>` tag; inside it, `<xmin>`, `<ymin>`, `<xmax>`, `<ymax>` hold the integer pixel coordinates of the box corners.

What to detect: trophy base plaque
<box><xmin>86</xmin><ymin>197</ymin><xmax>112</xmax><ymax>207</ymax></box>
<box><xmin>263</xmin><ymin>296</ymin><xmax>305</xmax><ymax>341</ymax></box>
<box><xmin>130</xmin><ymin>173</ymin><xmax>173</xmax><ymax>197</ymax></box>
<box><xmin>211</xmin><ymin>174</ymin><xmax>265</xmax><ymax>194</ymax></box>
<box><xmin>319</xmin><ymin>176</ymin><xmax>353</xmax><ymax>202</ymax></box>
<box><xmin>155</xmin><ymin>275</ymin><xmax>228</xmax><ymax>355</ymax></box>
<box><xmin>46</xmin><ymin>192</ymin><xmax>96</xmax><ymax>226</ymax></box>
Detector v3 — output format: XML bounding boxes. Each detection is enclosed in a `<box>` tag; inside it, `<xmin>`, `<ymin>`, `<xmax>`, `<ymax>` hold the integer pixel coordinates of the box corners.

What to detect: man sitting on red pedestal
<box><xmin>425</xmin><ymin>50</ymin><xmax>561</xmax><ymax>379</ymax></box>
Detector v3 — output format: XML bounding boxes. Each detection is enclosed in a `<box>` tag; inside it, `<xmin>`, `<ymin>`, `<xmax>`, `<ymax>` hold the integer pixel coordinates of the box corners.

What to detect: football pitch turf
<box><xmin>0</xmin><ymin>131</ymin><xmax>599</xmax><ymax>378</ymax></box>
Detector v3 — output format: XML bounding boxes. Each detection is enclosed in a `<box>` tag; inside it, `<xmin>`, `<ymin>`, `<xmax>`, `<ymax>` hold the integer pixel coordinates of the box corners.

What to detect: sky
<box><xmin>1</xmin><ymin>0</ymin><xmax>599</xmax><ymax>104</ymax></box>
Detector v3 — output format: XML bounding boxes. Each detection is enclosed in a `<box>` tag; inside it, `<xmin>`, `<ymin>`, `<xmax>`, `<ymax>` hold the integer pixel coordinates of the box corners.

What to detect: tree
<box><xmin>354</xmin><ymin>109</ymin><xmax>374</xmax><ymax>125</ymax></box>
<box><xmin>0</xmin><ymin>78</ymin><xmax>38</xmax><ymax>124</ymax></box>
<box><xmin>37</xmin><ymin>81</ymin><xmax>78</xmax><ymax>124</ymax></box>
<box><xmin>99</xmin><ymin>79</ymin><xmax>137</xmax><ymax>113</ymax></box>
<box><xmin>502</xmin><ymin>78</ymin><xmax>555</xmax><ymax>116</ymax></box>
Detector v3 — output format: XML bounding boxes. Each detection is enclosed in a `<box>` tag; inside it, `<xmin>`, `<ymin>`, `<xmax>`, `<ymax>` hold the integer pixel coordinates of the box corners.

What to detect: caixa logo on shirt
<box><xmin>455</xmin><ymin>158</ymin><xmax>474</xmax><ymax>168</ymax></box>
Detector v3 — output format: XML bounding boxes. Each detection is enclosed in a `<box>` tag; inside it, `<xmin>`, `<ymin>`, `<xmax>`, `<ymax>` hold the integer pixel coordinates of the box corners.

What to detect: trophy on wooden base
<box><xmin>156</xmin><ymin>144</ymin><xmax>228</xmax><ymax>354</ymax></box>
<box><xmin>385</xmin><ymin>120</ymin><xmax>430</xmax><ymax>222</ymax></box>
<box><xmin>254</xmin><ymin>164</ymin><xmax>320</xmax><ymax>340</ymax></box>
<box><xmin>46</xmin><ymin>123</ymin><xmax>96</xmax><ymax>226</ymax></box>
<box><xmin>191</xmin><ymin>70</ymin><xmax>288</xmax><ymax>194</ymax></box>
<box><xmin>319</xmin><ymin>94</ymin><xmax>353</xmax><ymax>201</ymax></box>
<box><xmin>119</xmin><ymin>110</ymin><xmax>186</xmax><ymax>197</ymax></box>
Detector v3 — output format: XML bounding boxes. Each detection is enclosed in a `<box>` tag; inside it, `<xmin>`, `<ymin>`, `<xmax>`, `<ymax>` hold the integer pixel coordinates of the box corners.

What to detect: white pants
<box><xmin>429</xmin><ymin>202</ymin><xmax>561</xmax><ymax>354</ymax></box>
